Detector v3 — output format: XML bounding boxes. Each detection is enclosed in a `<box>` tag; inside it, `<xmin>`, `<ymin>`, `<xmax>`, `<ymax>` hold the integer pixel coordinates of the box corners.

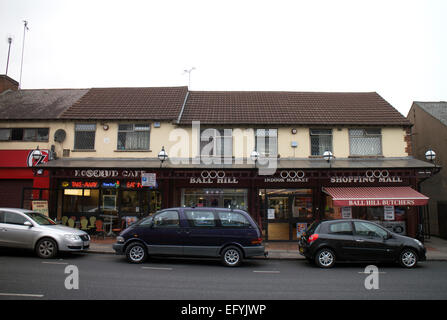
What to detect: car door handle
<box><xmin>356</xmin><ymin>239</ymin><xmax>364</xmax><ymax>242</ymax></box>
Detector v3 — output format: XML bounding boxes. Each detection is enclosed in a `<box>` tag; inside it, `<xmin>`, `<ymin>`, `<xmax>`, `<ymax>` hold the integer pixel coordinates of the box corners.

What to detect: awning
<box><xmin>323</xmin><ymin>186</ymin><xmax>429</xmax><ymax>207</ymax></box>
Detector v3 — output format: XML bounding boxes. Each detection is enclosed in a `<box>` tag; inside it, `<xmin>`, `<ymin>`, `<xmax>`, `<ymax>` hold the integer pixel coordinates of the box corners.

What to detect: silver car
<box><xmin>0</xmin><ymin>208</ymin><xmax>90</xmax><ymax>258</ymax></box>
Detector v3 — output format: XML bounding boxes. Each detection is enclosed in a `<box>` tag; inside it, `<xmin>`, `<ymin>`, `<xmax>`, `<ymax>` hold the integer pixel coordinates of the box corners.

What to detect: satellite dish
<box><xmin>54</xmin><ymin>129</ymin><xmax>66</xmax><ymax>143</ymax></box>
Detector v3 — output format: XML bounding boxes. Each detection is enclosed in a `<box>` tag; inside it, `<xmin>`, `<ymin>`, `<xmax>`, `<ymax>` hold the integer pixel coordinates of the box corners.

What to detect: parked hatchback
<box><xmin>113</xmin><ymin>207</ymin><xmax>266</xmax><ymax>266</ymax></box>
<box><xmin>298</xmin><ymin>219</ymin><xmax>426</xmax><ymax>268</ymax></box>
<box><xmin>0</xmin><ymin>208</ymin><xmax>90</xmax><ymax>258</ymax></box>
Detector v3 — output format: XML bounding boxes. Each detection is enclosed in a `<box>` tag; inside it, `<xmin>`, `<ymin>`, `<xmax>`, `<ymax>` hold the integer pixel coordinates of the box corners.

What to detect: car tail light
<box><xmin>308</xmin><ymin>234</ymin><xmax>319</xmax><ymax>244</ymax></box>
<box><xmin>251</xmin><ymin>237</ymin><xmax>263</xmax><ymax>245</ymax></box>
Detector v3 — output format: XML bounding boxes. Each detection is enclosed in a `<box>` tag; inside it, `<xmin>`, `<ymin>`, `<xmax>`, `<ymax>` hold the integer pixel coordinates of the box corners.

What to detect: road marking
<box><xmin>41</xmin><ymin>261</ymin><xmax>68</xmax><ymax>265</ymax></box>
<box><xmin>142</xmin><ymin>266</ymin><xmax>173</xmax><ymax>271</ymax></box>
<box><xmin>358</xmin><ymin>271</ymin><xmax>386</xmax><ymax>274</ymax></box>
<box><xmin>253</xmin><ymin>270</ymin><xmax>281</xmax><ymax>274</ymax></box>
<box><xmin>0</xmin><ymin>293</ymin><xmax>44</xmax><ymax>298</ymax></box>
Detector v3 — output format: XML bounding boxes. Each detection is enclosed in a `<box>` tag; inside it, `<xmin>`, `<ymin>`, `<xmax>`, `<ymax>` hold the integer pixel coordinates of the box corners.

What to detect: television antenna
<box><xmin>5</xmin><ymin>36</ymin><xmax>13</xmax><ymax>75</ymax></box>
<box><xmin>183</xmin><ymin>67</ymin><xmax>196</xmax><ymax>89</ymax></box>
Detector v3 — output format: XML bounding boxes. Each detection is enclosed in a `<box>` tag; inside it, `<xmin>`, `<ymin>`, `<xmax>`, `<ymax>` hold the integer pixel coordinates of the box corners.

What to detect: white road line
<box><xmin>0</xmin><ymin>293</ymin><xmax>44</xmax><ymax>298</ymax></box>
<box><xmin>253</xmin><ymin>270</ymin><xmax>281</xmax><ymax>274</ymax></box>
<box><xmin>358</xmin><ymin>272</ymin><xmax>387</xmax><ymax>274</ymax></box>
<box><xmin>41</xmin><ymin>261</ymin><xmax>68</xmax><ymax>265</ymax></box>
<box><xmin>142</xmin><ymin>266</ymin><xmax>173</xmax><ymax>271</ymax></box>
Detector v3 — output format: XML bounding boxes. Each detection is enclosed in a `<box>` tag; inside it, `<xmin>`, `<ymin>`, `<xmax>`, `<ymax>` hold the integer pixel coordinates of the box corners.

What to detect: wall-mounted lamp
<box><xmin>323</xmin><ymin>150</ymin><xmax>334</xmax><ymax>168</ymax></box>
<box><xmin>425</xmin><ymin>149</ymin><xmax>436</xmax><ymax>167</ymax></box>
<box><xmin>158</xmin><ymin>146</ymin><xmax>168</xmax><ymax>168</ymax></box>
<box><xmin>250</xmin><ymin>150</ymin><xmax>259</xmax><ymax>168</ymax></box>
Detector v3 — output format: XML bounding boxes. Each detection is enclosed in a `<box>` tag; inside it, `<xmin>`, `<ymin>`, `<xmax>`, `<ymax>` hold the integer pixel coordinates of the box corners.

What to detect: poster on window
<box><xmin>32</xmin><ymin>200</ymin><xmax>49</xmax><ymax>217</ymax></box>
<box><xmin>341</xmin><ymin>207</ymin><xmax>352</xmax><ymax>219</ymax></box>
<box><xmin>296</xmin><ymin>223</ymin><xmax>308</xmax><ymax>238</ymax></box>
<box><xmin>384</xmin><ymin>206</ymin><xmax>395</xmax><ymax>221</ymax></box>
<box><xmin>267</xmin><ymin>209</ymin><xmax>275</xmax><ymax>219</ymax></box>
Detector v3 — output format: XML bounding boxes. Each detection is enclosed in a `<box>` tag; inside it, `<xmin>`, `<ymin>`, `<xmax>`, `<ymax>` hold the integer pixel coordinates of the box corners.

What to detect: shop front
<box><xmin>52</xmin><ymin>168</ymin><xmax>163</xmax><ymax>235</ymax></box>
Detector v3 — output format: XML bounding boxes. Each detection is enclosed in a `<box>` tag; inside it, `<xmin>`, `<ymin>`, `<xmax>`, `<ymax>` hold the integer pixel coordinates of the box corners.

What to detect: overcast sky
<box><xmin>0</xmin><ymin>0</ymin><xmax>446</xmax><ymax>116</ymax></box>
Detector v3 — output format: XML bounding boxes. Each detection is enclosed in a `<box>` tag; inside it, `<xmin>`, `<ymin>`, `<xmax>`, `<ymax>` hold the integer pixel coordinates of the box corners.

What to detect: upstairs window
<box><xmin>349</xmin><ymin>128</ymin><xmax>382</xmax><ymax>156</ymax></box>
<box><xmin>117</xmin><ymin>124</ymin><xmax>150</xmax><ymax>151</ymax></box>
<box><xmin>200</xmin><ymin>128</ymin><xmax>233</xmax><ymax>158</ymax></box>
<box><xmin>255</xmin><ymin>129</ymin><xmax>277</xmax><ymax>157</ymax></box>
<box><xmin>310</xmin><ymin>129</ymin><xmax>332</xmax><ymax>156</ymax></box>
<box><xmin>74</xmin><ymin>123</ymin><xmax>96</xmax><ymax>150</ymax></box>
<box><xmin>0</xmin><ymin>128</ymin><xmax>49</xmax><ymax>142</ymax></box>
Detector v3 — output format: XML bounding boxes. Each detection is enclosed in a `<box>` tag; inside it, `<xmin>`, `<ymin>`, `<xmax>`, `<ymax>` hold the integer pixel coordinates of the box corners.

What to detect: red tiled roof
<box><xmin>179</xmin><ymin>91</ymin><xmax>410</xmax><ymax>125</ymax></box>
<box><xmin>60</xmin><ymin>87</ymin><xmax>188</xmax><ymax>120</ymax></box>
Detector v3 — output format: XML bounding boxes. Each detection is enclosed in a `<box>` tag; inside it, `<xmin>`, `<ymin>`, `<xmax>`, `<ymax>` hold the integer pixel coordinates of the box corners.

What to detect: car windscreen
<box><xmin>23</xmin><ymin>211</ymin><xmax>57</xmax><ymax>225</ymax></box>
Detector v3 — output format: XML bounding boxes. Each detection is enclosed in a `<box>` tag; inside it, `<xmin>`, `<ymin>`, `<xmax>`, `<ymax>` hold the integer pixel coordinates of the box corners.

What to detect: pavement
<box><xmin>88</xmin><ymin>236</ymin><xmax>447</xmax><ymax>260</ymax></box>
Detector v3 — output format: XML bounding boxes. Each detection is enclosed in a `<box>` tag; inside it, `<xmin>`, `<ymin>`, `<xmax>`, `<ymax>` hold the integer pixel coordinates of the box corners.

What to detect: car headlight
<box><xmin>414</xmin><ymin>239</ymin><xmax>424</xmax><ymax>247</ymax></box>
<box><xmin>116</xmin><ymin>236</ymin><xmax>125</xmax><ymax>243</ymax></box>
<box><xmin>64</xmin><ymin>234</ymin><xmax>81</xmax><ymax>241</ymax></box>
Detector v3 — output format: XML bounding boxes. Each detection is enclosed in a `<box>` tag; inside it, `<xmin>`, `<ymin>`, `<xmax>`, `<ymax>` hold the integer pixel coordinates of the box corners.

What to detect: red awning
<box><xmin>323</xmin><ymin>186</ymin><xmax>429</xmax><ymax>207</ymax></box>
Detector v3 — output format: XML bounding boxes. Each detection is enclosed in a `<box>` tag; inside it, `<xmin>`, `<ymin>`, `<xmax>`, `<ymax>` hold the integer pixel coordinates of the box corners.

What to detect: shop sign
<box><xmin>330</xmin><ymin>170</ymin><xmax>403</xmax><ymax>184</ymax></box>
<box><xmin>190</xmin><ymin>170</ymin><xmax>239</xmax><ymax>184</ymax></box>
<box><xmin>264</xmin><ymin>170</ymin><xmax>308</xmax><ymax>183</ymax></box>
<box><xmin>345</xmin><ymin>199</ymin><xmax>416</xmax><ymax>206</ymax></box>
<box><xmin>141</xmin><ymin>173</ymin><xmax>157</xmax><ymax>187</ymax></box>
<box><xmin>73</xmin><ymin>169</ymin><xmax>149</xmax><ymax>179</ymax></box>
<box><xmin>62</xmin><ymin>181</ymin><xmax>99</xmax><ymax>188</ymax></box>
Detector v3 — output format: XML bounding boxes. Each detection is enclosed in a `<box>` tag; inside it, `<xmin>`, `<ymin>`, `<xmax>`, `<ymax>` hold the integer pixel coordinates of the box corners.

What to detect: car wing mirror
<box><xmin>24</xmin><ymin>221</ymin><xmax>33</xmax><ymax>227</ymax></box>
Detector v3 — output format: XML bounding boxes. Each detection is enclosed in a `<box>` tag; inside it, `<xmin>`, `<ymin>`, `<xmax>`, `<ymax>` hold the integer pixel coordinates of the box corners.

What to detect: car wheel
<box><xmin>125</xmin><ymin>242</ymin><xmax>147</xmax><ymax>264</ymax></box>
<box><xmin>221</xmin><ymin>246</ymin><xmax>243</xmax><ymax>267</ymax></box>
<box><xmin>315</xmin><ymin>248</ymin><xmax>336</xmax><ymax>268</ymax></box>
<box><xmin>399</xmin><ymin>248</ymin><xmax>418</xmax><ymax>268</ymax></box>
<box><xmin>36</xmin><ymin>238</ymin><xmax>58</xmax><ymax>259</ymax></box>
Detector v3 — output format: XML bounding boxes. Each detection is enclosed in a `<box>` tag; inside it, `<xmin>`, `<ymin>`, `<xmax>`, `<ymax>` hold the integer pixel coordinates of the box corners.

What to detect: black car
<box><xmin>298</xmin><ymin>219</ymin><xmax>426</xmax><ymax>268</ymax></box>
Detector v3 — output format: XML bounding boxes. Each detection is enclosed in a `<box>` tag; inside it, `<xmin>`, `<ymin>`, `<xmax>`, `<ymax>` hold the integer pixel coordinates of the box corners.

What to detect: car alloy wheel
<box><xmin>400</xmin><ymin>249</ymin><xmax>418</xmax><ymax>268</ymax></box>
<box><xmin>315</xmin><ymin>248</ymin><xmax>336</xmax><ymax>268</ymax></box>
<box><xmin>36</xmin><ymin>238</ymin><xmax>57</xmax><ymax>259</ymax></box>
<box><xmin>126</xmin><ymin>243</ymin><xmax>147</xmax><ymax>264</ymax></box>
<box><xmin>222</xmin><ymin>246</ymin><xmax>242</xmax><ymax>267</ymax></box>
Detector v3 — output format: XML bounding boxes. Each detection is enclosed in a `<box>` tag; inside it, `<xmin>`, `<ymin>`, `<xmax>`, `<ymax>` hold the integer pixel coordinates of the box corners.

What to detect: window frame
<box><xmin>152</xmin><ymin>210</ymin><xmax>180</xmax><ymax>228</ymax></box>
<box><xmin>74</xmin><ymin>123</ymin><xmax>96</xmax><ymax>150</ymax></box>
<box><xmin>309</xmin><ymin>128</ymin><xmax>333</xmax><ymax>156</ymax></box>
<box><xmin>117</xmin><ymin>123</ymin><xmax>151</xmax><ymax>151</ymax></box>
<box><xmin>217</xmin><ymin>211</ymin><xmax>252</xmax><ymax>228</ymax></box>
<box><xmin>255</xmin><ymin>128</ymin><xmax>278</xmax><ymax>157</ymax></box>
<box><xmin>349</xmin><ymin>128</ymin><xmax>382</xmax><ymax>156</ymax></box>
<box><xmin>0</xmin><ymin>128</ymin><xmax>49</xmax><ymax>142</ymax></box>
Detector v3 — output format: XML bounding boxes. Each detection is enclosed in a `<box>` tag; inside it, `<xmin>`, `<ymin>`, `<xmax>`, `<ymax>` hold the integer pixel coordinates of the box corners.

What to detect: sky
<box><xmin>0</xmin><ymin>0</ymin><xmax>446</xmax><ymax>116</ymax></box>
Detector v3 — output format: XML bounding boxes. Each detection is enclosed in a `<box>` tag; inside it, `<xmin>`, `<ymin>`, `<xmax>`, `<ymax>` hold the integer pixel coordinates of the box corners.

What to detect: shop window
<box><xmin>182</xmin><ymin>188</ymin><xmax>247</xmax><ymax>210</ymax></box>
<box><xmin>255</xmin><ymin>129</ymin><xmax>277</xmax><ymax>157</ymax></box>
<box><xmin>349</xmin><ymin>128</ymin><xmax>382</xmax><ymax>156</ymax></box>
<box><xmin>218</xmin><ymin>211</ymin><xmax>250</xmax><ymax>227</ymax></box>
<box><xmin>200</xmin><ymin>128</ymin><xmax>233</xmax><ymax>158</ymax></box>
<box><xmin>121</xmin><ymin>190</ymin><xmax>140</xmax><ymax>214</ymax></box>
<box><xmin>74</xmin><ymin>123</ymin><xmax>96</xmax><ymax>150</ymax></box>
<box><xmin>310</xmin><ymin>129</ymin><xmax>332</xmax><ymax>156</ymax></box>
<box><xmin>185</xmin><ymin>210</ymin><xmax>216</xmax><ymax>227</ymax></box>
<box><xmin>63</xmin><ymin>189</ymin><xmax>99</xmax><ymax>214</ymax></box>
<box><xmin>117</xmin><ymin>124</ymin><xmax>150</xmax><ymax>150</ymax></box>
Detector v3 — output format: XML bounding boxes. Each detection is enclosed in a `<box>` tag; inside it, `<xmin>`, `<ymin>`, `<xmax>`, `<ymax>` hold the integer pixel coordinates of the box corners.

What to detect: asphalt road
<box><xmin>1</xmin><ymin>250</ymin><xmax>447</xmax><ymax>301</ymax></box>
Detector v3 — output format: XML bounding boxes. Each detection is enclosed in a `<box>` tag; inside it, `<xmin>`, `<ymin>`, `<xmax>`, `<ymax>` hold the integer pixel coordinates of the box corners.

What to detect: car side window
<box><xmin>218</xmin><ymin>211</ymin><xmax>251</xmax><ymax>227</ymax></box>
<box><xmin>328</xmin><ymin>222</ymin><xmax>353</xmax><ymax>235</ymax></box>
<box><xmin>153</xmin><ymin>211</ymin><xmax>179</xmax><ymax>228</ymax></box>
<box><xmin>4</xmin><ymin>212</ymin><xmax>28</xmax><ymax>225</ymax></box>
<box><xmin>185</xmin><ymin>210</ymin><xmax>216</xmax><ymax>227</ymax></box>
<box><xmin>0</xmin><ymin>211</ymin><xmax>4</xmax><ymax>223</ymax></box>
<box><xmin>354</xmin><ymin>221</ymin><xmax>388</xmax><ymax>238</ymax></box>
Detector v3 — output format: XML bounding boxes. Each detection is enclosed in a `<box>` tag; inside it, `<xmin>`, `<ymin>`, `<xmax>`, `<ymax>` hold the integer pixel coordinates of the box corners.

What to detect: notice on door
<box><xmin>267</xmin><ymin>209</ymin><xmax>275</xmax><ymax>220</ymax></box>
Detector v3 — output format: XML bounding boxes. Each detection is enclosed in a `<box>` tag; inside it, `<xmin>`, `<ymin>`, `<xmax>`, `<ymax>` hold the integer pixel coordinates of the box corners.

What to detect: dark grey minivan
<box><xmin>113</xmin><ymin>207</ymin><xmax>266</xmax><ymax>266</ymax></box>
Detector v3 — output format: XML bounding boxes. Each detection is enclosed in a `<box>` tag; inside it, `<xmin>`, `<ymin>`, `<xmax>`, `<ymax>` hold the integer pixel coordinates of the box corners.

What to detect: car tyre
<box><xmin>221</xmin><ymin>246</ymin><xmax>243</xmax><ymax>267</ymax></box>
<box><xmin>125</xmin><ymin>242</ymin><xmax>147</xmax><ymax>264</ymax></box>
<box><xmin>315</xmin><ymin>248</ymin><xmax>336</xmax><ymax>268</ymax></box>
<box><xmin>399</xmin><ymin>248</ymin><xmax>418</xmax><ymax>268</ymax></box>
<box><xmin>36</xmin><ymin>238</ymin><xmax>58</xmax><ymax>259</ymax></box>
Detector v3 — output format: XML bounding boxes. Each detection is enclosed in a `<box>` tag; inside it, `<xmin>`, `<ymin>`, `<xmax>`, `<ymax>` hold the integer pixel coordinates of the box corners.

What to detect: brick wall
<box><xmin>0</xmin><ymin>75</ymin><xmax>19</xmax><ymax>93</ymax></box>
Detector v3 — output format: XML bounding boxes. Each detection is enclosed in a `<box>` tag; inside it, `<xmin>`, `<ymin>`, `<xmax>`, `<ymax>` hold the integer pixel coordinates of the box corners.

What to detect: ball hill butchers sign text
<box><xmin>330</xmin><ymin>170</ymin><xmax>403</xmax><ymax>184</ymax></box>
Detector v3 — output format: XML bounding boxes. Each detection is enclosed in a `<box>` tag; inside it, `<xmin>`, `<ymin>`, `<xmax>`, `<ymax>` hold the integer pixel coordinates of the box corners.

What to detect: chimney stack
<box><xmin>0</xmin><ymin>75</ymin><xmax>19</xmax><ymax>94</ymax></box>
